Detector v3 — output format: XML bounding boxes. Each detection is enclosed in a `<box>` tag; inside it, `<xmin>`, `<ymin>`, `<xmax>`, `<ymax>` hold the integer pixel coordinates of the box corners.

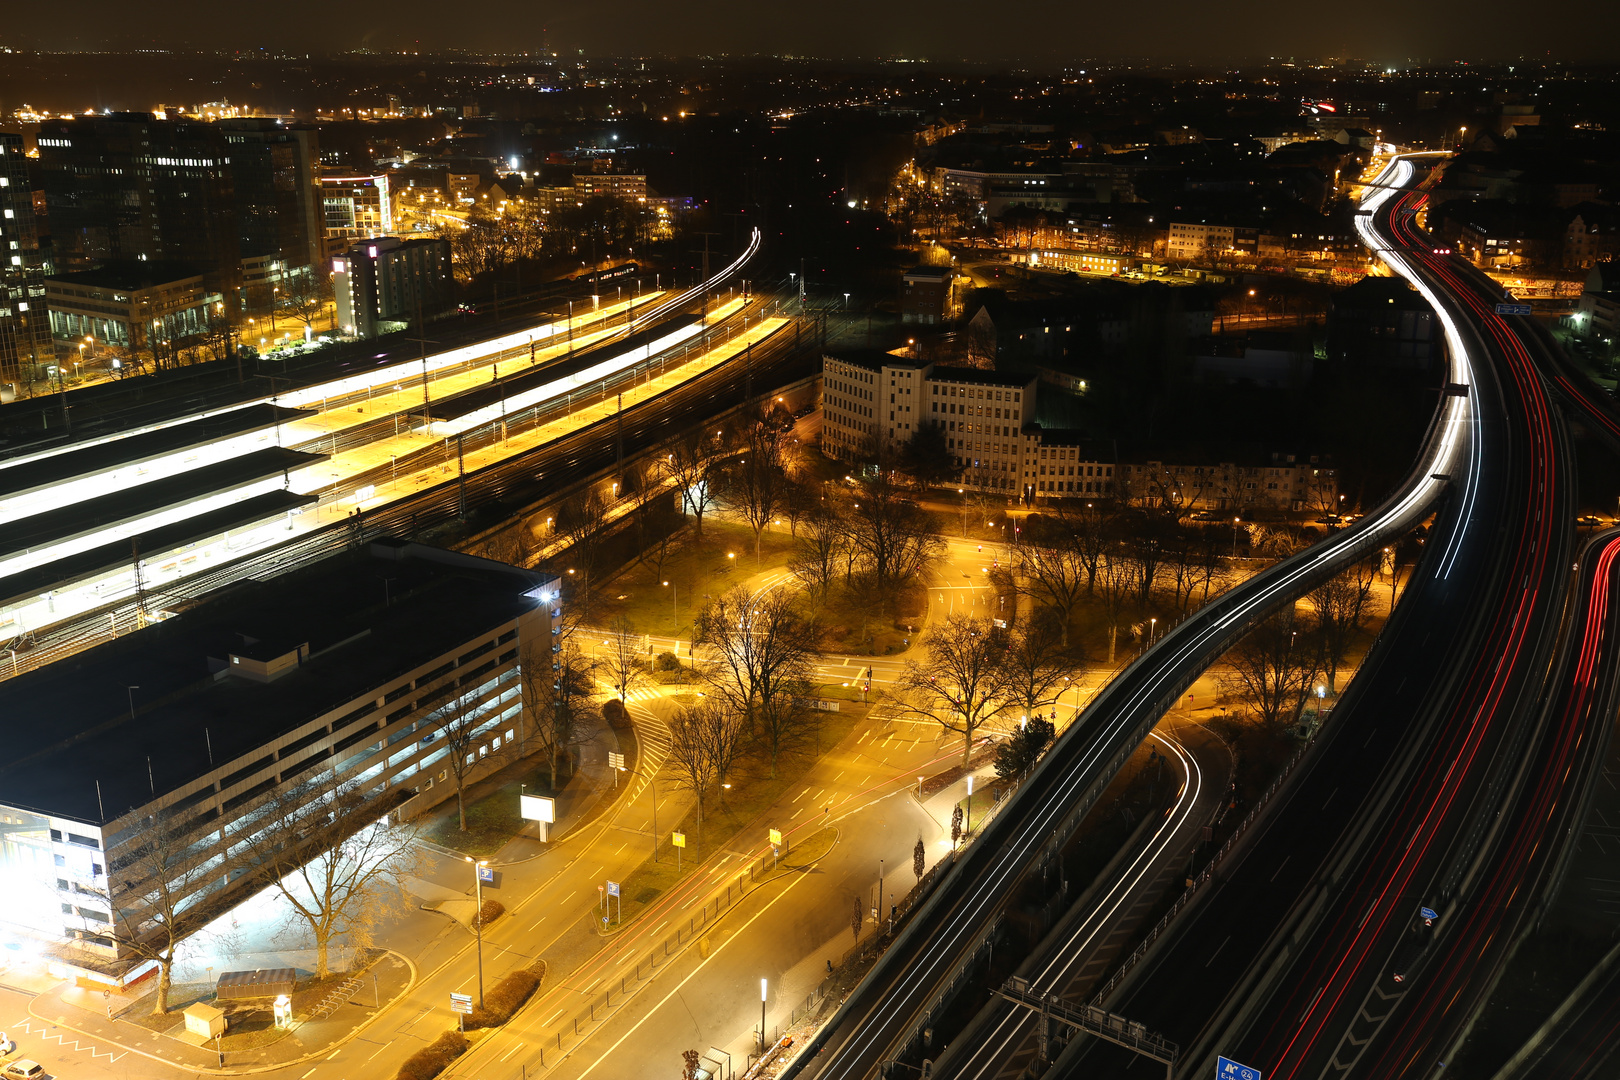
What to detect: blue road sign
<box><xmin>1420</xmin><ymin>906</ymin><xmax>1439</xmax><ymax>921</ymax></box>
<box><xmin>1494</xmin><ymin>303</ymin><xmax>1532</xmax><ymax>316</ymax></box>
<box><xmin>1218</xmin><ymin>1056</ymin><xmax>1263</xmax><ymax>1080</ymax></box>
<box><xmin>478</xmin><ymin>866</ymin><xmax>495</xmax><ymax>884</ymax></box>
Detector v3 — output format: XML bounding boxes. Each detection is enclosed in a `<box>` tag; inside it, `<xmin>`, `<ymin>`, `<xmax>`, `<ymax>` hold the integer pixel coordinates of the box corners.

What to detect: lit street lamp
<box><xmin>760</xmin><ymin>978</ymin><xmax>769</xmax><ymax>1052</ymax></box>
<box><xmin>465</xmin><ymin>857</ymin><xmax>488</xmax><ymax>1007</ymax></box>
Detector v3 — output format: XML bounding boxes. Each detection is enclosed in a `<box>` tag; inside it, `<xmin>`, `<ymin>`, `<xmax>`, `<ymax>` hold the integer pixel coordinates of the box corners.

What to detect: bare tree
<box><xmin>1017</xmin><ymin>541</ymin><xmax>1090</xmax><ymax>647</ymax></box>
<box><xmin>844</xmin><ymin>474</ymin><xmax>944</xmax><ymax>605</ymax></box>
<box><xmin>601</xmin><ymin>615</ymin><xmax>645</xmax><ymax>703</ymax></box>
<box><xmin>420</xmin><ymin>679</ymin><xmax>506</xmax><ymax>832</ymax></box>
<box><xmin>790</xmin><ymin>505</ymin><xmax>848</xmax><ymax>605</ymax></box>
<box><xmin>226</xmin><ymin>774</ymin><xmax>418</xmax><ymax>978</ymax></box>
<box><xmin>280</xmin><ymin>271</ymin><xmax>334</xmax><ymax>333</ymax></box>
<box><xmin>1002</xmin><ymin>612</ymin><xmax>1075</xmax><ymax>723</ymax></box>
<box><xmin>1221</xmin><ymin>609</ymin><xmax>1322</xmax><ymax>733</ymax></box>
<box><xmin>103</xmin><ymin>806</ymin><xmax>221</xmax><ymax>1014</ymax></box>
<box><xmin>661</xmin><ymin>427</ymin><xmax>727</xmax><ymax>540</ymax></box>
<box><xmin>695</xmin><ymin>585</ymin><xmax>821</xmax><ymax>778</ymax></box>
<box><xmin>1311</xmin><ymin>558</ymin><xmax>1377</xmax><ymax>691</ymax></box>
<box><xmin>1096</xmin><ymin>548</ymin><xmax>1136</xmax><ymax>665</ymax></box>
<box><xmin>556</xmin><ymin>489</ymin><xmax>610</xmax><ymax>619</ymax></box>
<box><xmin>521</xmin><ymin>631</ymin><xmax>598</xmax><ymax>790</ymax></box>
<box><xmin>667</xmin><ymin>700</ymin><xmax>746</xmax><ymax>849</ymax></box>
<box><xmin>726</xmin><ymin>420</ymin><xmax>791</xmax><ymax>561</ymax></box>
<box><xmin>894</xmin><ymin>611</ymin><xmax>1018</xmax><ymax>767</ymax></box>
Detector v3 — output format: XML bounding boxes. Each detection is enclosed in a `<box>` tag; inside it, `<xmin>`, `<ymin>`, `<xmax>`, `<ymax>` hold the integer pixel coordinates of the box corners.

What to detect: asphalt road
<box><xmin>1046</xmin><ymin>155</ymin><xmax>1577</xmax><ymax>1080</ymax></box>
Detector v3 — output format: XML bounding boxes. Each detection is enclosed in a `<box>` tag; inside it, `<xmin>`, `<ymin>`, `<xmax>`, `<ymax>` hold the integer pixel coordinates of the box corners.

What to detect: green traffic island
<box><xmin>396</xmin><ymin>960</ymin><xmax>547</xmax><ymax>1080</ymax></box>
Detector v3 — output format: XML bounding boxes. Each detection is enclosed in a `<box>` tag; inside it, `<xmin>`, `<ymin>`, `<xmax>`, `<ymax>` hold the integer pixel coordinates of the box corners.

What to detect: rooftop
<box><xmin>0</xmin><ymin>540</ymin><xmax>552</xmax><ymax>825</ymax></box>
<box><xmin>45</xmin><ymin>263</ymin><xmax>209</xmax><ymax>292</ymax></box>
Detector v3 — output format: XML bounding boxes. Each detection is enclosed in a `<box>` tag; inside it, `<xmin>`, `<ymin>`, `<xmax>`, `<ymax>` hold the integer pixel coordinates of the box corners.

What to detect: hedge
<box><xmin>463</xmin><ymin>960</ymin><xmax>547</xmax><ymax>1030</ymax></box>
<box><xmin>397</xmin><ymin>1030</ymin><xmax>468</xmax><ymax>1080</ymax></box>
<box><xmin>473</xmin><ymin>899</ymin><xmax>504</xmax><ymax>929</ymax></box>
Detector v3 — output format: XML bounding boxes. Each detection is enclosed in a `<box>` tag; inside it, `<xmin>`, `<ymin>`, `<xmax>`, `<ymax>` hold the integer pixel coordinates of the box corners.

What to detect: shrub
<box><xmin>463</xmin><ymin>966</ymin><xmax>543</xmax><ymax>1029</ymax></box>
<box><xmin>654</xmin><ymin>651</ymin><xmax>683</xmax><ymax>672</ymax></box>
<box><xmin>473</xmin><ymin>899</ymin><xmax>505</xmax><ymax>929</ymax></box>
<box><xmin>397</xmin><ymin>1030</ymin><xmax>468</xmax><ymax>1080</ymax></box>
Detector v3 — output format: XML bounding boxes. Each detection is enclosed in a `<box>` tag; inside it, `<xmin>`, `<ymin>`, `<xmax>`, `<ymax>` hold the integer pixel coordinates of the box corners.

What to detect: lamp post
<box><xmin>663</xmin><ymin>580</ymin><xmax>678</xmax><ymax>628</ymax></box>
<box><xmin>760</xmin><ymin>978</ymin><xmax>768</xmax><ymax>1053</ymax></box>
<box><xmin>466</xmin><ymin>857</ymin><xmax>487</xmax><ymax>1007</ymax></box>
<box><xmin>965</xmin><ymin>775</ymin><xmax>974</xmax><ymax>837</ymax></box>
<box><xmin>125</xmin><ymin>685</ymin><xmax>139</xmax><ymax>720</ymax></box>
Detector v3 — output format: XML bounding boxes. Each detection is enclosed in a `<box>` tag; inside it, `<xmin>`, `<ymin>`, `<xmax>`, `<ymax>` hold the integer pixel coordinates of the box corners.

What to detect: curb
<box><xmin>22</xmin><ymin>949</ymin><xmax>418</xmax><ymax>1076</ymax></box>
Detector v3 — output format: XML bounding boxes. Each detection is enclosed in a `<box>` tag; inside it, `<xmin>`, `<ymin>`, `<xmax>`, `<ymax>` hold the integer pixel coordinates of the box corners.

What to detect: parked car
<box><xmin>1</xmin><ymin>1061</ymin><xmax>47</xmax><ymax>1079</ymax></box>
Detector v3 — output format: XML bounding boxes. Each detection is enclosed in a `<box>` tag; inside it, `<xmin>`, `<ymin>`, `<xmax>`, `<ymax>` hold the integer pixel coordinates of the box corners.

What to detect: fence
<box><xmin>1088</xmin><ymin>721</ymin><xmax>1322</xmax><ymax>1005</ymax></box>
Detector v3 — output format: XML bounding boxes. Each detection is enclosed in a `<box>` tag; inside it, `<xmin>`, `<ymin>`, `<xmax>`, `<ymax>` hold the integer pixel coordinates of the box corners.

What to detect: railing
<box><xmin>1088</xmin><ymin>720</ymin><xmax>1323</xmax><ymax>1005</ymax></box>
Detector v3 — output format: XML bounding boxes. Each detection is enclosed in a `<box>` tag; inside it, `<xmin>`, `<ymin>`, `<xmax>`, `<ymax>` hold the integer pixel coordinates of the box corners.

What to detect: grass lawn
<box><xmin>421</xmin><ymin>765</ymin><xmax>567</xmax><ymax>858</ymax></box>
<box><xmin>608</xmin><ymin>705</ymin><xmax>863</xmax><ymax>924</ymax></box>
<box><xmin>595</xmin><ymin>520</ymin><xmax>800</xmax><ymax>639</ymax></box>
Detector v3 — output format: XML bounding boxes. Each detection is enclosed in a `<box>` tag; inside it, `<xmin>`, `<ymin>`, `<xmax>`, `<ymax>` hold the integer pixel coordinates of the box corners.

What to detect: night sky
<box><xmin>4</xmin><ymin>0</ymin><xmax>1618</xmax><ymax>63</ymax></box>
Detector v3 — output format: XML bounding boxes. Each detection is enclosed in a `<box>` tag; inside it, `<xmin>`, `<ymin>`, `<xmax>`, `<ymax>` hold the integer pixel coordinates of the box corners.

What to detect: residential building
<box><xmin>333</xmin><ymin>236</ymin><xmax>453</xmax><ymax>339</ymax></box>
<box><xmin>44</xmin><ymin>263</ymin><xmax>220</xmax><ymax>366</ymax></box>
<box><xmin>0</xmin><ymin>132</ymin><xmax>53</xmax><ymax>390</ymax></box>
<box><xmin>0</xmin><ymin>539</ymin><xmax>559</xmax><ymax>979</ymax></box>
<box><xmin>1167</xmin><ymin>221</ymin><xmax>1236</xmax><ymax>260</ymax></box>
<box><xmin>320</xmin><ymin>175</ymin><xmax>393</xmax><ymax>257</ymax></box>
<box><xmin>1118</xmin><ymin>453</ymin><xmax>1336</xmax><ymax>513</ymax></box>
<box><xmin>900</xmin><ymin>265</ymin><xmax>952</xmax><ymax>324</ymax></box>
<box><xmin>1026</xmin><ymin>428</ymin><xmax>1115</xmax><ymax>500</ymax></box>
<box><xmin>1327</xmin><ymin>275</ymin><xmax>1438</xmax><ymax>370</ymax></box>
<box><xmin>573</xmin><ymin>173</ymin><xmax>646</xmax><ymax>202</ymax></box>
<box><xmin>1573</xmin><ymin>264</ymin><xmax>1620</xmax><ymax>362</ymax></box>
<box><xmin>37</xmin><ymin>114</ymin><xmax>243</xmax><ymax>316</ymax></box>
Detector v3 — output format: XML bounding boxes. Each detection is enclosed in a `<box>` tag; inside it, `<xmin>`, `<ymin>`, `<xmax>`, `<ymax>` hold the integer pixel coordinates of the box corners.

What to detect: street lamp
<box><xmin>465</xmin><ymin>857</ymin><xmax>488</xmax><ymax>1007</ymax></box>
<box><xmin>760</xmin><ymin>978</ymin><xmax>769</xmax><ymax>1052</ymax></box>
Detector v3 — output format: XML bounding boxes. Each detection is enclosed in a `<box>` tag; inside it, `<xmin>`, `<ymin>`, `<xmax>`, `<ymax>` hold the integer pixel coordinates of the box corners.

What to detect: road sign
<box><xmin>1217</xmin><ymin>1056</ymin><xmax>1262</xmax><ymax>1080</ymax></box>
<box><xmin>606</xmin><ymin>880</ymin><xmax>620</xmax><ymax>897</ymax></box>
<box><xmin>1495</xmin><ymin>303</ymin><xmax>1532</xmax><ymax>316</ymax></box>
<box><xmin>1420</xmin><ymin>906</ymin><xmax>1438</xmax><ymax>921</ymax></box>
<box><xmin>450</xmin><ymin>992</ymin><xmax>474</xmax><ymax>1015</ymax></box>
<box><xmin>478</xmin><ymin>866</ymin><xmax>495</xmax><ymax>884</ymax></box>
<box><xmin>608</xmin><ymin>751</ymin><xmax>626</xmax><ymax>771</ymax></box>
<box><xmin>672</xmin><ymin>832</ymin><xmax>686</xmax><ymax>848</ymax></box>
<box><xmin>769</xmin><ymin>828</ymin><xmax>783</xmax><ymax>846</ymax></box>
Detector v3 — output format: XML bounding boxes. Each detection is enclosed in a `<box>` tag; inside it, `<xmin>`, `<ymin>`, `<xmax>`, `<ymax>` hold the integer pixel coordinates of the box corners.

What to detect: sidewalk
<box><xmin>18</xmin><ymin>948</ymin><xmax>414</xmax><ymax>1075</ymax></box>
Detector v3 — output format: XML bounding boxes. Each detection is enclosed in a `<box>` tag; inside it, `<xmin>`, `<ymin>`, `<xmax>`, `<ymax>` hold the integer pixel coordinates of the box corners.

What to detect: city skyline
<box><xmin>2</xmin><ymin>0</ymin><xmax>1618</xmax><ymax>64</ymax></box>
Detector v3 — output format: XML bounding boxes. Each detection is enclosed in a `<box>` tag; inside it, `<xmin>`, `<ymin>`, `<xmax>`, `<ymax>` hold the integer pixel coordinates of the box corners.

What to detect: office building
<box><xmin>36</xmin><ymin>115</ymin><xmax>242</xmax><ymax>316</ymax></box>
<box><xmin>821</xmin><ymin>350</ymin><xmax>1035</xmax><ymax>494</ymax></box>
<box><xmin>321</xmin><ymin>175</ymin><xmax>393</xmax><ymax>257</ymax></box>
<box><xmin>0</xmin><ymin>133</ymin><xmax>53</xmax><ymax>391</ymax></box>
<box><xmin>0</xmin><ymin>539</ymin><xmax>560</xmax><ymax>978</ymax></box>
<box><xmin>333</xmin><ymin>237</ymin><xmax>453</xmax><ymax>339</ymax></box>
<box><xmin>44</xmin><ymin>264</ymin><xmax>220</xmax><ymax>368</ymax></box>
<box><xmin>218</xmin><ymin>119</ymin><xmax>323</xmax><ymax>293</ymax></box>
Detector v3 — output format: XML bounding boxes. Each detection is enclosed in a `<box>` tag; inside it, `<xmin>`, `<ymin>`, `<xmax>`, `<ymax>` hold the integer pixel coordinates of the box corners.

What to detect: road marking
<box><xmin>368</xmin><ymin>1043</ymin><xmax>387</xmax><ymax>1060</ymax></box>
<box><xmin>531</xmin><ymin>916</ymin><xmax>548</xmax><ymax>930</ymax></box>
<box><xmin>546</xmin><ymin>1008</ymin><xmax>566</xmax><ymax>1025</ymax></box>
<box><xmin>793</xmin><ymin>788</ymin><xmax>808</xmax><ymax>802</ymax></box>
<box><xmin>327</xmin><ymin>1046</ymin><xmax>344</xmax><ymax>1059</ymax></box>
<box><xmin>500</xmin><ymin>1041</ymin><xmax>525</xmax><ymax>1062</ymax></box>
<box><xmin>302</xmin><ymin>1069</ymin><xmax>319</xmax><ymax>1079</ymax></box>
<box><xmin>571</xmin><ymin>865</ymin><xmax>815</xmax><ymax>1079</ymax></box>
<box><xmin>1204</xmin><ymin>936</ymin><xmax>1230</xmax><ymax>967</ymax></box>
